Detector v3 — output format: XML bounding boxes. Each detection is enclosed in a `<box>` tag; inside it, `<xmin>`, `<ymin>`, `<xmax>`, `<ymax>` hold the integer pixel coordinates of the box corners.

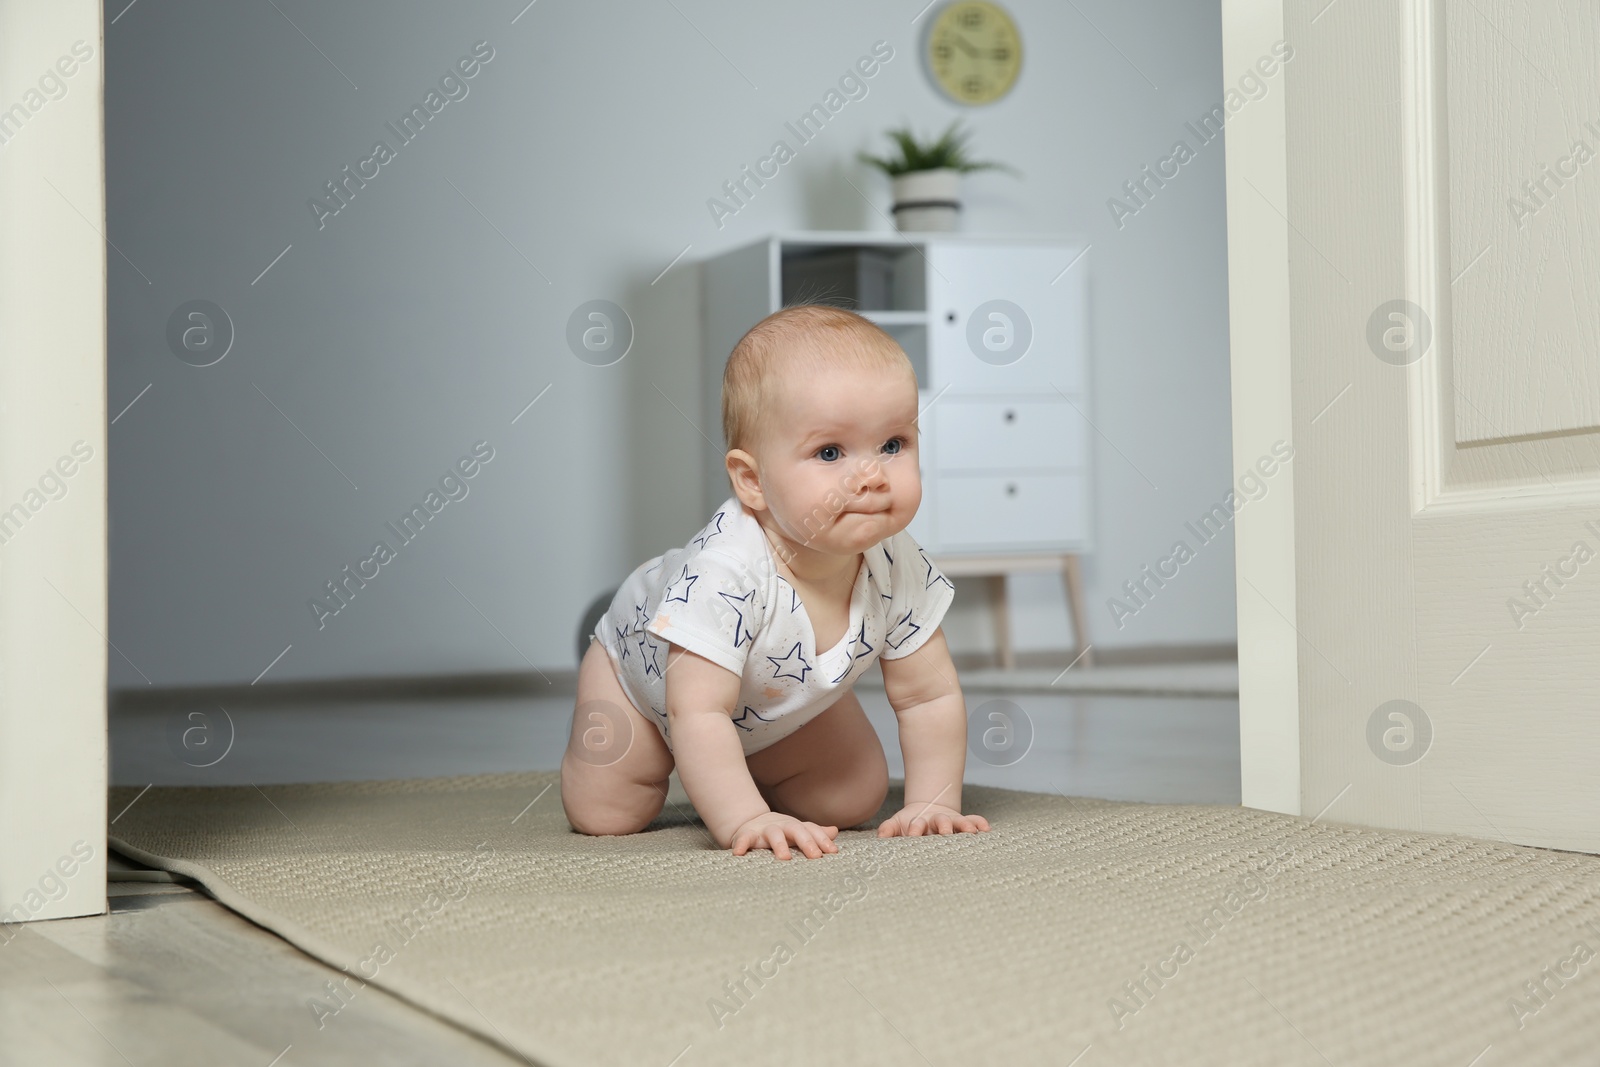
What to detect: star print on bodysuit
<box><xmin>731</xmin><ymin>704</ymin><xmax>776</xmax><ymax>732</ymax></box>
<box><xmin>662</xmin><ymin>565</ymin><xmax>697</xmax><ymax>605</ymax></box>
<box><xmin>718</xmin><ymin>588</ymin><xmax>758</xmax><ymax>648</ymax></box>
<box><xmin>612</xmin><ymin>623</ymin><xmax>632</xmax><ymax>659</ymax></box>
<box><xmin>767</xmin><ymin>640</ymin><xmax>812</xmax><ymax>683</ymax></box>
<box><xmin>691</xmin><ymin>510</ymin><xmax>726</xmax><ymax>549</ymax></box>
<box><xmin>831</xmin><ymin>618</ymin><xmax>876</xmax><ymax>683</ymax></box>
<box><xmin>919</xmin><ymin>548</ymin><xmax>956</xmax><ymax>592</ymax></box>
<box><xmin>632</xmin><ymin>599</ymin><xmax>651</xmax><ymax>633</ymax></box>
<box><xmin>637</xmin><ymin>630</ymin><xmax>663</xmax><ymax>677</ymax></box>
<box><xmin>886</xmin><ymin>607</ymin><xmax>922</xmax><ymax>652</ymax></box>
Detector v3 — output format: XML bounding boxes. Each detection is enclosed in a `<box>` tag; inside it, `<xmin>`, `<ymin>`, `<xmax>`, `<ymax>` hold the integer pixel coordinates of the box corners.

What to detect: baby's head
<box><xmin>722</xmin><ymin>304</ymin><xmax>921</xmax><ymax>561</ymax></box>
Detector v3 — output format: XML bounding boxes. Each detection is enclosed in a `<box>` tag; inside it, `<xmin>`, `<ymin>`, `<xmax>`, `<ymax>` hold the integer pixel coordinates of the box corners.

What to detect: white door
<box><xmin>1225</xmin><ymin>0</ymin><xmax>1599</xmax><ymax>852</ymax></box>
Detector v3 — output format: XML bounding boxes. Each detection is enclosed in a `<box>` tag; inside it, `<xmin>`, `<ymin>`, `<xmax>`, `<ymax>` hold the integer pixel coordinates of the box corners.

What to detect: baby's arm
<box><xmin>877</xmin><ymin>627</ymin><xmax>991</xmax><ymax>837</ymax></box>
<box><xmin>663</xmin><ymin>643</ymin><xmax>838</xmax><ymax>858</ymax></box>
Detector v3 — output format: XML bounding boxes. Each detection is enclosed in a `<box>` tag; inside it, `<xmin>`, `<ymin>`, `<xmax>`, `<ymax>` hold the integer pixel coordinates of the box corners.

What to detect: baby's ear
<box><xmin>725</xmin><ymin>449</ymin><xmax>765</xmax><ymax>507</ymax></box>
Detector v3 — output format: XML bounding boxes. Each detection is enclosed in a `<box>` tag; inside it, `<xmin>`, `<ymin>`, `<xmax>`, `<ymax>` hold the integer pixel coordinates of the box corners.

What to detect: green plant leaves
<box><xmin>856</xmin><ymin>119</ymin><xmax>1022</xmax><ymax>178</ymax></box>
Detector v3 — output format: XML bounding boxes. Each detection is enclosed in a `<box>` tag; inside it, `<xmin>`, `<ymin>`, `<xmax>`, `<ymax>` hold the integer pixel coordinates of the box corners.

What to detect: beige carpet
<box><xmin>108</xmin><ymin>772</ymin><xmax>1600</xmax><ymax>1067</ymax></box>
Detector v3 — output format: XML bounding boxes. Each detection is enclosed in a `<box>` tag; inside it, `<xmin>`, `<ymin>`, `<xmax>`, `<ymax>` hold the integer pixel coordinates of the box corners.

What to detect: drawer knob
<box><xmin>1005</xmin><ymin>483</ymin><xmax>1018</xmax><ymax>496</ymax></box>
<box><xmin>946</xmin><ymin>310</ymin><xmax>957</xmax><ymax>324</ymax></box>
<box><xmin>1003</xmin><ymin>409</ymin><xmax>1016</xmax><ymax>423</ymax></box>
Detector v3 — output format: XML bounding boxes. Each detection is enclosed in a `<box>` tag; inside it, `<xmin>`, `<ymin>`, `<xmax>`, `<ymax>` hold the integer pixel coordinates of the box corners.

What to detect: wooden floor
<box><xmin>2</xmin><ymin>878</ymin><xmax>522</xmax><ymax>1067</ymax></box>
<box><xmin>3</xmin><ymin>676</ymin><xmax>1239</xmax><ymax>1066</ymax></box>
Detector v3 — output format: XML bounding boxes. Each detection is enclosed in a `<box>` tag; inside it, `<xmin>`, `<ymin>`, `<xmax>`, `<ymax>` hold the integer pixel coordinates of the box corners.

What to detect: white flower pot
<box><xmin>890</xmin><ymin>167</ymin><xmax>962</xmax><ymax>232</ymax></box>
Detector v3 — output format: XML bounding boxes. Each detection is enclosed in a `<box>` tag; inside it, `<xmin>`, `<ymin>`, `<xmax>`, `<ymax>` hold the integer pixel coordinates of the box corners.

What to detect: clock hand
<box><xmin>953</xmin><ymin>36</ymin><xmax>979</xmax><ymax>58</ymax></box>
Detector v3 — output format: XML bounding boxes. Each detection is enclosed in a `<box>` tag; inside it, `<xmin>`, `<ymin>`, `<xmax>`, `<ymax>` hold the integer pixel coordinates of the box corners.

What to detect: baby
<box><xmin>560</xmin><ymin>304</ymin><xmax>990</xmax><ymax>860</ymax></box>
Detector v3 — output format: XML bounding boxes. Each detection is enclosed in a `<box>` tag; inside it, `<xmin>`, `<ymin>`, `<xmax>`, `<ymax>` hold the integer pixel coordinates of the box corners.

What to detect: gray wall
<box><xmin>105</xmin><ymin>0</ymin><xmax>1238</xmax><ymax>688</ymax></box>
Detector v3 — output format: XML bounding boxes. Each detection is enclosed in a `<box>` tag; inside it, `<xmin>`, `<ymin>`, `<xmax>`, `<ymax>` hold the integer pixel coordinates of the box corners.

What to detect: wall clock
<box><xmin>921</xmin><ymin>1</ymin><xmax>1023</xmax><ymax>106</ymax></box>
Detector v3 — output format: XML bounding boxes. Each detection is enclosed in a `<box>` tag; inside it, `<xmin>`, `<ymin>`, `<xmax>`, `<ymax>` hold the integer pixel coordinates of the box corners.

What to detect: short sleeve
<box><xmin>644</xmin><ymin>549</ymin><xmax>766</xmax><ymax>678</ymax></box>
<box><xmin>880</xmin><ymin>532</ymin><xmax>956</xmax><ymax>660</ymax></box>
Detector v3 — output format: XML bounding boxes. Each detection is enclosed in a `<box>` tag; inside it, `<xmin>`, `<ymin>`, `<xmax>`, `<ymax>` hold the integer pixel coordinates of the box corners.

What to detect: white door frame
<box><xmin>0</xmin><ymin>0</ymin><xmax>108</xmax><ymax>926</ymax></box>
<box><xmin>1221</xmin><ymin>0</ymin><xmax>1300</xmax><ymax>816</ymax></box>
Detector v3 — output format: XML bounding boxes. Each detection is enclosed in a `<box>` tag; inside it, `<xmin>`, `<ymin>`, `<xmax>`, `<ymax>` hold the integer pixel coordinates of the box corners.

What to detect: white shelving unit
<box><xmin>702</xmin><ymin>231</ymin><xmax>1093</xmax><ymax>667</ymax></box>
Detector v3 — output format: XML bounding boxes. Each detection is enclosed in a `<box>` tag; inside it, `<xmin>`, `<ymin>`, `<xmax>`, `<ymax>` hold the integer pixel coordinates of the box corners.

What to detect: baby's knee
<box><xmin>566</xmin><ymin>807</ymin><xmax>656</xmax><ymax>837</ymax></box>
<box><xmin>560</xmin><ymin>759</ymin><xmax>665</xmax><ymax>837</ymax></box>
<box><xmin>847</xmin><ymin>774</ymin><xmax>891</xmax><ymax>828</ymax></box>
<box><xmin>811</xmin><ymin>771</ymin><xmax>889</xmax><ymax>830</ymax></box>
<box><xmin>562</xmin><ymin>794</ymin><xmax>661</xmax><ymax>837</ymax></box>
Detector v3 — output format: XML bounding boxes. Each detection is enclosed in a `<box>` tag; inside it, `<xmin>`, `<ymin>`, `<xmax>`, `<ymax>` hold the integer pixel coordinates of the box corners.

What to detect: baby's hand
<box><xmin>730</xmin><ymin>812</ymin><xmax>839</xmax><ymax>860</ymax></box>
<box><xmin>877</xmin><ymin>802</ymin><xmax>990</xmax><ymax>838</ymax></box>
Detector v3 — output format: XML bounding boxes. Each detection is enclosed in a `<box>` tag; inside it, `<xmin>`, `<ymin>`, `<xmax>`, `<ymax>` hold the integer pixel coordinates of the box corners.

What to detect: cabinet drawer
<box><xmin>933</xmin><ymin>398</ymin><xmax>1084</xmax><ymax>471</ymax></box>
<box><xmin>933</xmin><ymin>472</ymin><xmax>1087</xmax><ymax>549</ymax></box>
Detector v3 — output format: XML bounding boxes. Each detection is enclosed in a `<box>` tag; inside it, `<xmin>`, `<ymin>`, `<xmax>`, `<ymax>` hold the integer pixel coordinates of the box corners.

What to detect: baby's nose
<box><xmin>855</xmin><ymin>463</ymin><xmax>890</xmax><ymax>490</ymax></box>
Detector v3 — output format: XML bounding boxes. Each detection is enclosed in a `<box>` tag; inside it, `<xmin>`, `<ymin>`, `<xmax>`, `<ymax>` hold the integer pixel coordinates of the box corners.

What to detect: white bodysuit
<box><xmin>593</xmin><ymin>495</ymin><xmax>956</xmax><ymax>756</ymax></box>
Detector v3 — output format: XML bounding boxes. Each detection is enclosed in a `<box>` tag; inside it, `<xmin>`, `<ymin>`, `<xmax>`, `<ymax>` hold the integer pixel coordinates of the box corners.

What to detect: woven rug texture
<box><xmin>108</xmin><ymin>772</ymin><xmax>1600</xmax><ymax>1067</ymax></box>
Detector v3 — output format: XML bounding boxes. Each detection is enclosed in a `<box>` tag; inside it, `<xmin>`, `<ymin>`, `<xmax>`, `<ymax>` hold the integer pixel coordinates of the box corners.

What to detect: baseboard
<box><xmin>949</xmin><ymin>643</ymin><xmax>1237</xmax><ymax>671</ymax></box>
<box><xmin>109</xmin><ymin>643</ymin><xmax>1238</xmax><ymax>712</ymax></box>
<box><xmin>109</xmin><ymin>670</ymin><xmax>577</xmax><ymax>712</ymax></box>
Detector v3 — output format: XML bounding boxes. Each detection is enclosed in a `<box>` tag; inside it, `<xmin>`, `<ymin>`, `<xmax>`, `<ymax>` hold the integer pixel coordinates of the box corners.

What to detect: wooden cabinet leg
<box><xmin>1062</xmin><ymin>554</ymin><xmax>1093</xmax><ymax>668</ymax></box>
<box><xmin>990</xmin><ymin>573</ymin><xmax>1013</xmax><ymax>671</ymax></box>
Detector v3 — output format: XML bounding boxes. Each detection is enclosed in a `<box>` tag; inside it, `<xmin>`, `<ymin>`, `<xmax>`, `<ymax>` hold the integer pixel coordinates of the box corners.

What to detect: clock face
<box><xmin>923</xmin><ymin>1</ymin><xmax>1022</xmax><ymax>106</ymax></box>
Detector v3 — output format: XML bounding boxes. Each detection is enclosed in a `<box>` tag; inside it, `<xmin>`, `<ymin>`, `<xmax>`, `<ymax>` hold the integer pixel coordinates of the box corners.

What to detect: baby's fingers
<box><xmin>787</xmin><ymin>825</ymin><xmax>836</xmax><ymax>860</ymax></box>
<box><xmin>806</xmin><ymin>825</ymin><xmax>844</xmax><ymax>851</ymax></box>
<box><xmin>802</xmin><ymin>823</ymin><xmax>840</xmax><ymax>855</ymax></box>
<box><xmin>941</xmin><ymin>813</ymin><xmax>989</xmax><ymax>833</ymax></box>
<box><xmin>789</xmin><ymin>827</ymin><xmax>822</xmax><ymax>860</ymax></box>
<box><xmin>765</xmin><ymin>825</ymin><xmax>793</xmax><ymax>860</ymax></box>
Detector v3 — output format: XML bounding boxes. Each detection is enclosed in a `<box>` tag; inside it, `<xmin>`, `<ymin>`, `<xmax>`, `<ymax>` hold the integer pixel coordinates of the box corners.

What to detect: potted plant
<box><xmin>858</xmin><ymin>120</ymin><xmax>1021</xmax><ymax>232</ymax></box>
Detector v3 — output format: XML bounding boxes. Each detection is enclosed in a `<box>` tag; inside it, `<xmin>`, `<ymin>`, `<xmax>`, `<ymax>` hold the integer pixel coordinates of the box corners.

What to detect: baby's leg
<box><xmin>746</xmin><ymin>689</ymin><xmax>890</xmax><ymax>830</ymax></box>
<box><xmin>560</xmin><ymin>639</ymin><xmax>676</xmax><ymax>836</ymax></box>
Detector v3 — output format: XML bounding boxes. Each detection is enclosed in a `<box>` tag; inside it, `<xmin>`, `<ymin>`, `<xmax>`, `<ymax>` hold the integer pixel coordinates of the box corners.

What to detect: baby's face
<box><xmin>753</xmin><ymin>359</ymin><xmax>921</xmax><ymax>559</ymax></box>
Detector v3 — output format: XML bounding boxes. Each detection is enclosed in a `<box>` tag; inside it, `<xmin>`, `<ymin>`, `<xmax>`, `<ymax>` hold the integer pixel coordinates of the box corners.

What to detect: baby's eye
<box><xmin>816</xmin><ymin>445</ymin><xmax>841</xmax><ymax>462</ymax></box>
<box><xmin>881</xmin><ymin>437</ymin><xmax>904</xmax><ymax>455</ymax></box>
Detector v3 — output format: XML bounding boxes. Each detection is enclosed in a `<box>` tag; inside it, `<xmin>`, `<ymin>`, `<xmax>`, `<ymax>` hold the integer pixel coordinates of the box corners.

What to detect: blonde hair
<box><xmin>721</xmin><ymin>304</ymin><xmax>915</xmax><ymax>457</ymax></box>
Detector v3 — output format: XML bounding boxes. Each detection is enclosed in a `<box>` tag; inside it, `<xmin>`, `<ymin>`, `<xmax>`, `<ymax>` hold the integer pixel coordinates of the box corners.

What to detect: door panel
<box><xmin>1443</xmin><ymin>4</ymin><xmax>1600</xmax><ymax>448</ymax></box>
